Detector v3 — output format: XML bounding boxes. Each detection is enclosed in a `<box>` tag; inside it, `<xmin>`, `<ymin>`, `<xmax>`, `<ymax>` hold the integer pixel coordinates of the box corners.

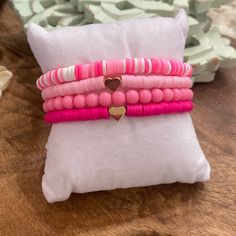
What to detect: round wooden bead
<box><xmin>47</xmin><ymin>98</ymin><xmax>55</xmax><ymax>111</ymax></box>
<box><xmin>112</xmin><ymin>91</ymin><xmax>126</xmax><ymax>105</ymax></box>
<box><xmin>139</xmin><ymin>89</ymin><xmax>152</xmax><ymax>104</ymax></box>
<box><xmin>126</xmin><ymin>89</ymin><xmax>139</xmax><ymax>104</ymax></box>
<box><xmin>86</xmin><ymin>93</ymin><xmax>99</xmax><ymax>107</ymax></box>
<box><xmin>74</xmin><ymin>94</ymin><xmax>86</xmax><ymax>108</ymax></box>
<box><xmin>54</xmin><ymin>97</ymin><xmax>63</xmax><ymax>110</ymax></box>
<box><xmin>98</xmin><ymin>92</ymin><xmax>112</xmax><ymax>107</ymax></box>
<box><xmin>173</xmin><ymin>88</ymin><xmax>182</xmax><ymax>101</ymax></box>
<box><xmin>163</xmin><ymin>88</ymin><xmax>174</xmax><ymax>102</ymax></box>
<box><xmin>62</xmin><ymin>95</ymin><xmax>74</xmax><ymax>109</ymax></box>
<box><xmin>151</xmin><ymin>89</ymin><xmax>163</xmax><ymax>102</ymax></box>
<box><xmin>43</xmin><ymin>102</ymin><xmax>49</xmax><ymax>112</ymax></box>
<box><xmin>185</xmin><ymin>89</ymin><xmax>193</xmax><ymax>100</ymax></box>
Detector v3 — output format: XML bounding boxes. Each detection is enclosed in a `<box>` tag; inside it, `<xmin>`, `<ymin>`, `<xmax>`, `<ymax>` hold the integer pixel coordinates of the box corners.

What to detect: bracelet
<box><xmin>37</xmin><ymin>57</ymin><xmax>192</xmax><ymax>90</ymax></box>
<box><xmin>41</xmin><ymin>75</ymin><xmax>193</xmax><ymax>101</ymax></box>
<box><xmin>43</xmin><ymin>88</ymin><xmax>193</xmax><ymax>112</ymax></box>
<box><xmin>44</xmin><ymin>101</ymin><xmax>193</xmax><ymax>123</ymax></box>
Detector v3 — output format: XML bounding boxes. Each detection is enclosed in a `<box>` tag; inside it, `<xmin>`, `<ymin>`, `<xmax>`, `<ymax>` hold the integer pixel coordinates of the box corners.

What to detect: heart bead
<box><xmin>109</xmin><ymin>106</ymin><xmax>126</xmax><ymax>121</ymax></box>
<box><xmin>104</xmin><ymin>76</ymin><xmax>121</xmax><ymax>91</ymax></box>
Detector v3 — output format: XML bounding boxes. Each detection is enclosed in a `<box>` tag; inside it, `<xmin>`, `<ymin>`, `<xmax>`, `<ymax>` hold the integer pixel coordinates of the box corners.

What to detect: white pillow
<box><xmin>27</xmin><ymin>10</ymin><xmax>210</xmax><ymax>203</ymax></box>
<box><xmin>27</xmin><ymin>10</ymin><xmax>188</xmax><ymax>73</ymax></box>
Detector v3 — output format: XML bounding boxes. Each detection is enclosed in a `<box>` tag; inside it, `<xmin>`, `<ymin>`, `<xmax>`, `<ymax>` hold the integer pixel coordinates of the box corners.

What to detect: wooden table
<box><xmin>0</xmin><ymin>3</ymin><xmax>235</xmax><ymax>236</ymax></box>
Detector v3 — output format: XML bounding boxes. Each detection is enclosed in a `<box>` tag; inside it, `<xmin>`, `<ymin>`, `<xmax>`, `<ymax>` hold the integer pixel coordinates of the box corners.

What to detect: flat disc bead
<box><xmin>139</xmin><ymin>89</ymin><xmax>152</xmax><ymax>104</ymax></box>
<box><xmin>74</xmin><ymin>94</ymin><xmax>86</xmax><ymax>108</ymax></box>
<box><xmin>86</xmin><ymin>93</ymin><xmax>98</xmax><ymax>107</ymax></box>
<box><xmin>185</xmin><ymin>77</ymin><xmax>193</xmax><ymax>88</ymax></box>
<box><xmin>142</xmin><ymin>75</ymin><xmax>153</xmax><ymax>88</ymax></box>
<box><xmin>162</xmin><ymin>77</ymin><xmax>174</xmax><ymax>88</ymax></box>
<box><xmin>173</xmin><ymin>77</ymin><xmax>183</xmax><ymax>88</ymax></box>
<box><xmin>151</xmin><ymin>89</ymin><xmax>163</xmax><ymax>102</ymax></box>
<box><xmin>112</xmin><ymin>91</ymin><xmax>126</xmax><ymax>105</ymax></box>
<box><xmin>126</xmin><ymin>89</ymin><xmax>139</xmax><ymax>104</ymax></box>
<box><xmin>98</xmin><ymin>92</ymin><xmax>112</xmax><ymax>106</ymax></box>
<box><xmin>54</xmin><ymin>97</ymin><xmax>63</xmax><ymax>110</ymax></box>
<box><xmin>163</xmin><ymin>88</ymin><xmax>174</xmax><ymax>101</ymax></box>
<box><xmin>62</xmin><ymin>95</ymin><xmax>74</xmax><ymax>109</ymax></box>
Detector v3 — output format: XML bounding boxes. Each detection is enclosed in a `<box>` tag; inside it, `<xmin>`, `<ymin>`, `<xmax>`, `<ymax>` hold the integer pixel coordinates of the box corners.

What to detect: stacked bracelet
<box><xmin>43</xmin><ymin>88</ymin><xmax>193</xmax><ymax>112</ymax></box>
<box><xmin>44</xmin><ymin>101</ymin><xmax>193</xmax><ymax>123</ymax></box>
<box><xmin>37</xmin><ymin>57</ymin><xmax>192</xmax><ymax>90</ymax></box>
<box><xmin>41</xmin><ymin>75</ymin><xmax>192</xmax><ymax>101</ymax></box>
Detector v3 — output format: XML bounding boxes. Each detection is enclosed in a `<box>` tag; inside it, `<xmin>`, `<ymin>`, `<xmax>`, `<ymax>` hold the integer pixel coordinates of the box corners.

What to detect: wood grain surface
<box><xmin>0</xmin><ymin>3</ymin><xmax>235</xmax><ymax>236</ymax></box>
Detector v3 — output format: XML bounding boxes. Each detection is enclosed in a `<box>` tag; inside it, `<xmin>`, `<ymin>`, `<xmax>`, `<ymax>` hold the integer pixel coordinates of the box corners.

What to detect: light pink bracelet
<box><xmin>44</xmin><ymin>101</ymin><xmax>193</xmax><ymax>123</ymax></box>
<box><xmin>37</xmin><ymin>57</ymin><xmax>192</xmax><ymax>90</ymax></box>
<box><xmin>41</xmin><ymin>75</ymin><xmax>193</xmax><ymax>101</ymax></box>
<box><xmin>43</xmin><ymin>88</ymin><xmax>193</xmax><ymax>112</ymax></box>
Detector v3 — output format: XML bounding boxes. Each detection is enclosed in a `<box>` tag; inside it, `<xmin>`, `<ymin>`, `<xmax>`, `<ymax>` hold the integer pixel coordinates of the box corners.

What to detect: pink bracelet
<box><xmin>37</xmin><ymin>57</ymin><xmax>192</xmax><ymax>90</ymax></box>
<box><xmin>41</xmin><ymin>75</ymin><xmax>193</xmax><ymax>101</ymax></box>
<box><xmin>43</xmin><ymin>88</ymin><xmax>193</xmax><ymax>112</ymax></box>
<box><xmin>44</xmin><ymin>101</ymin><xmax>193</xmax><ymax>123</ymax></box>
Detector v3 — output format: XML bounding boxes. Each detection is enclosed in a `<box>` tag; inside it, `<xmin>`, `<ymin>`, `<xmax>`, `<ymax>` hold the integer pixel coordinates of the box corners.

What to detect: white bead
<box><xmin>123</xmin><ymin>59</ymin><xmax>126</xmax><ymax>74</ymax></box>
<box><xmin>147</xmin><ymin>58</ymin><xmax>152</xmax><ymax>74</ymax></box>
<box><xmin>134</xmin><ymin>58</ymin><xmax>138</xmax><ymax>73</ymax></box>
<box><xmin>102</xmin><ymin>60</ymin><xmax>107</xmax><ymax>75</ymax></box>
<box><xmin>141</xmin><ymin>58</ymin><xmax>145</xmax><ymax>73</ymax></box>
<box><xmin>166</xmin><ymin>61</ymin><xmax>172</xmax><ymax>75</ymax></box>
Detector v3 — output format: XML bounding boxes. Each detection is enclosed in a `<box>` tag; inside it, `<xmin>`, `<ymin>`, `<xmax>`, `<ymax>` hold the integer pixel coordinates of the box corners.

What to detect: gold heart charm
<box><xmin>104</xmin><ymin>76</ymin><xmax>121</xmax><ymax>91</ymax></box>
<box><xmin>109</xmin><ymin>106</ymin><xmax>126</xmax><ymax>121</ymax></box>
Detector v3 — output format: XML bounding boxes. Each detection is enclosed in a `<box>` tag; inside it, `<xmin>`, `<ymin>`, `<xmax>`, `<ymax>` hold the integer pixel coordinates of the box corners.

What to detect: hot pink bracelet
<box><xmin>41</xmin><ymin>75</ymin><xmax>193</xmax><ymax>101</ymax></box>
<box><xmin>43</xmin><ymin>88</ymin><xmax>193</xmax><ymax>112</ymax></box>
<box><xmin>37</xmin><ymin>57</ymin><xmax>192</xmax><ymax>90</ymax></box>
<box><xmin>44</xmin><ymin>101</ymin><xmax>193</xmax><ymax>123</ymax></box>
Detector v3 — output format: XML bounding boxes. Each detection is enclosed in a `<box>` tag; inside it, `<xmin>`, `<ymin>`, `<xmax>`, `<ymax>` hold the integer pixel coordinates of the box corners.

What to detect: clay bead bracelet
<box><xmin>41</xmin><ymin>75</ymin><xmax>193</xmax><ymax>101</ymax></box>
<box><xmin>43</xmin><ymin>88</ymin><xmax>193</xmax><ymax>112</ymax></box>
<box><xmin>44</xmin><ymin>101</ymin><xmax>193</xmax><ymax>123</ymax></box>
<box><xmin>37</xmin><ymin>57</ymin><xmax>192</xmax><ymax>90</ymax></box>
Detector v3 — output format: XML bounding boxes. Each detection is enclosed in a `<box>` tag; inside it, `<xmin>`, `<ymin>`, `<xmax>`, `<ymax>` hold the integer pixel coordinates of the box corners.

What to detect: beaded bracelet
<box><xmin>37</xmin><ymin>57</ymin><xmax>192</xmax><ymax>90</ymax></box>
<box><xmin>44</xmin><ymin>101</ymin><xmax>193</xmax><ymax>123</ymax></box>
<box><xmin>43</xmin><ymin>88</ymin><xmax>193</xmax><ymax>112</ymax></box>
<box><xmin>41</xmin><ymin>75</ymin><xmax>193</xmax><ymax>101</ymax></box>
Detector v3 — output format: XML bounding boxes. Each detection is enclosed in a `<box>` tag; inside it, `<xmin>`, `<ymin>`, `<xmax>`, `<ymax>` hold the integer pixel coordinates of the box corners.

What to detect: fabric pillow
<box><xmin>27</xmin><ymin>10</ymin><xmax>210</xmax><ymax>203</ymax></box>
<box><xmin>27</xmin><ymin>10</ymin><xmax>187</xmax><ymax>73</ymax></box>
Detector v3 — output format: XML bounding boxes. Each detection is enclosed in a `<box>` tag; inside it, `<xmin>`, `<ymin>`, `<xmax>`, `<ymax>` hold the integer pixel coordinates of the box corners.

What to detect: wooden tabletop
<box><xmin>0</xmin><ymin>3</ymin><xmax>235</xmax><ymax>236</ymax></box>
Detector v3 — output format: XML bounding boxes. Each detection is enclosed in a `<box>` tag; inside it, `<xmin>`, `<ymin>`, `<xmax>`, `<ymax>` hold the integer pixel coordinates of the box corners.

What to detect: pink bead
<box><xmin>163</xmin><ymin>89</ymin><xmax>174</xmax><ymax>102</ymax></box>
<box><xmin>74</xmin><ymin>94</ymin><xmax>86</xmax><ymax>108</ymax></box>
<box><xmin>47</xmin><ymin>98</ymin><xmax>55</xmax><ymax>111</ymax></box>
<box><xmin>173</xmin><ymin>77</ymin><xmax>183</xmax><ymax>88</ymax></box>
<box><xmin>151</xmin><ymin>89</ymin><xmax>163</xmax><ymax>102</ymax></box>
<box><xmin>173</xmin><ymin>88</ymin><xmax>182</xmax><ymax>101</ymax></box>
<box><xmin>185</xmin><ymin>89</ymin><xmax>193</xmax><ymax>100</ymax></box>
<box><xmin>43</xmin><ymin>102</ymin><xmax>49</xmax><ymax>112</ymax></box>
<box><xmin>86</xmin><ymin>93</ymin><xmax>98</xmax><ymax>107</ymax></box>
<box><xmin>139</xmin><ymin>89</ymin><xmax>152</xmax><ymax>104</ymax></box>
<box><xmin>162</xmin><ymin>77</ymin><xmax>173</xmax><ymax>88</ymax></box>
<box><xmin>62</xmin><ymin>95</ymin><xmax>74</xmax><ymax>109</ymax></box>
<box><xmin>126</xmin><ymin>90</ymin><xmax>139</xmax><ymax>104</ymax></box>
<box><xmin>185</xmin><ymin>77</ymin><xmax>193</xmax><ymax>88</ymax></box>
<box><xmin>98</xmin><ymin>92</ymin><xmax>112</xmax><ymax>107</ymax></box>
<box><xmin>142</xmin><ymin>75</ymin><xmax>153</xmax><ymax>88</ymax></box>
<box><xmin>54</xmin><ymin>97</ymin><xmax>63</xmax><ymax>110</ymax></box>
<box><xmin>161</xmin><ymin>59</ymin><xmax>169</xmax><ymax>74</ymax></box>
<box><xmin>112</xmin><ymin>91</ymin><xmax>126</xmax><ymax>105</ymax></box>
